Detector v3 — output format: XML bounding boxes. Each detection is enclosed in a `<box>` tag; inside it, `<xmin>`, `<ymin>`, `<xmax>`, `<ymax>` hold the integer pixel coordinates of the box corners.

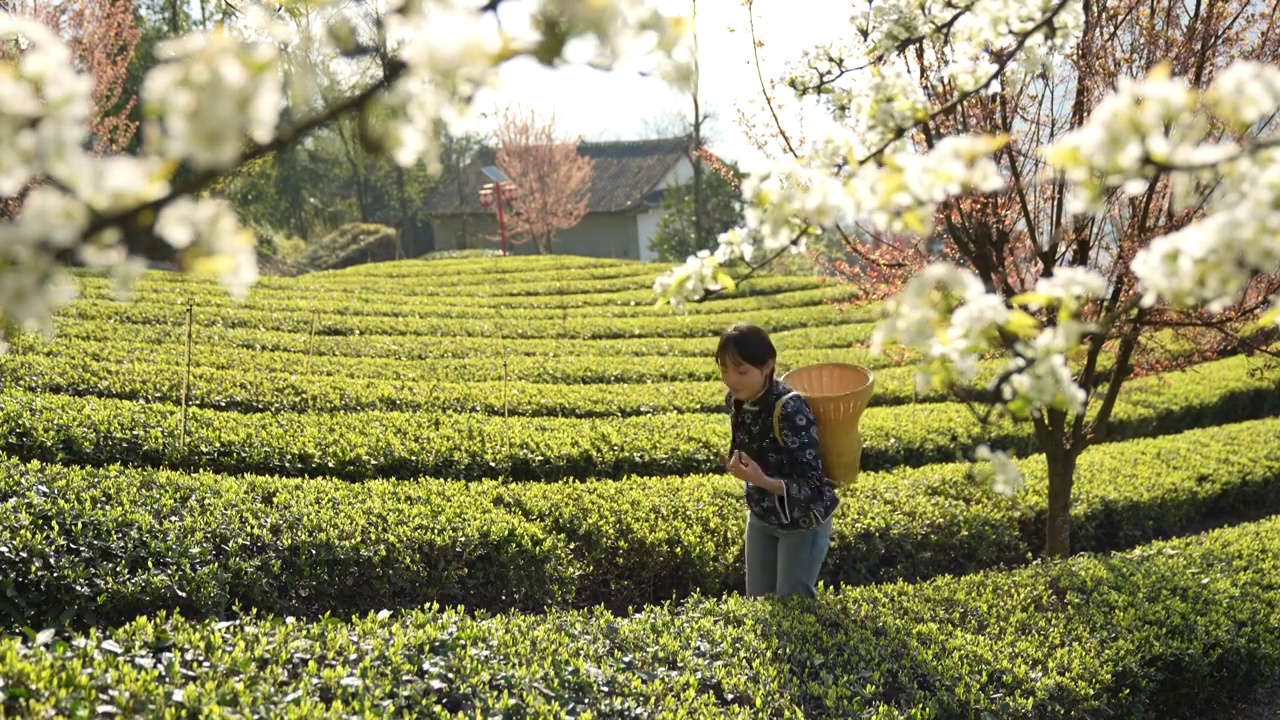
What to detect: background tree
<box><xmin>687</xmin><ymin>0</ymin><xmax>705</xmax><ymax>254</ymax></box>
<box><xmin>24</xmin><ymin>0</ymin><xmax>140</xmax><ymax>153</ymax></box>
<box><xmin>2</xmin><ymin>0</ymin><xmax>140</xmax><ymax>219</ymax></box>
<box><xmin>861</xmin><ymin>0</ymin><xmax>1280</xmax><ymax>557</ymax></box>
<box><xmin>439</xmin><ymin>126</ymin><xmax>486</xmax><ymax>249</ymax></box>
<box><xmin>208</xmin><ymin>0</ymin><xmax>444</xmax><ymax>259</ymax></box>
<box><xmin>648</xmin><ymin>150</ymin><xmax>744</xmax><ymax>262</ymax></box>
<box><xmin>491</xmin><ymin>105</ymin><xmax>592</xmax><ymax>255</ymax></box>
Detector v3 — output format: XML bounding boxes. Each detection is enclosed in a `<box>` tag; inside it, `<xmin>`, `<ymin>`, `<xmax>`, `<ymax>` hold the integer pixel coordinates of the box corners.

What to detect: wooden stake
<box><xmin>179</xmin><ymin>301</ymin><xmax>194</xmax><ymax>448</ymax></box>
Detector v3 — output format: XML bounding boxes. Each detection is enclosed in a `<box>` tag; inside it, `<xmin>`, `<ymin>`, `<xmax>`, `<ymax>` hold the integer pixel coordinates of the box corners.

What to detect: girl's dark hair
<box><xmin>716</xmin><ymin>322</ymin><xmax>777</xmax><ymax>370</ymax></box>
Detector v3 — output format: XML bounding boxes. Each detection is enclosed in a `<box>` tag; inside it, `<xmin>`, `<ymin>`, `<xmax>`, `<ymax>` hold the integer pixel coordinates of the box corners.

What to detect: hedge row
<box><xmin>76</xmin><ymin>278</ymin><xmax>861</xmax><ymax>320</ymax></box>
<box><xmin>315</xmin><ymin>253</ymin><xmax>650</xmax><ymax>274</ymax></box>
<box><xmin>55</xmin><ymin>296</ymin><xmax>858</xmax><ymax>340</ymax></box>
<box><xmin>89</xmin><ymin>254</ymin><xmax>639</xmax><ymax>286</ymax></box>
<box><xmin>81</xmin><ymin>261</ymin><xmax>661</xmax><ymax>294</ymax></box>
<box><xmin>1</xmin><ymin>354</ymin><xmax>1273</xmax><ymax>481</ymax></box>
<box><xmin>13</xmin><ymin>342</ymin><xmax>1126</xmax><ymax>407</ymax></box>
<box><xmin>11</xmin><ymin>335</ymin><xmax>889</xmax><ymax>385</ymax></box>
<box><xmin>0</xmin><ymin>353</ymin><xmax>967</xmax><ymax>416</ymax></box>
<box><xmin>4</xmin><ymin>417</ymin><xmax>1279</xmax><ymax>631</ymax></box>
<box><xmin>46</xmin><ymin>317</ymin><xmax>875</xmax><ymax>358</ymax></box>
<box><xmin>5</xmin><ymin>514</ymin><xmax>1279</xmax><ymax>718</ymax></box>
<box><xmin>75</xmin><ymin>268</ymin><xmax>820</xmax><ymax>301</ymax></box>
<box><xmin>316</xmin><ymin>254</ymin><xmax>645</xmax><ymax>277</ymax></box>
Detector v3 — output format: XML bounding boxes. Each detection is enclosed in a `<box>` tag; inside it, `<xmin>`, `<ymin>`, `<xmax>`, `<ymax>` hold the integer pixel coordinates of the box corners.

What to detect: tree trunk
<box><xmin>334</xmin><ymin>120</ymin><xmax>370</xmax><ymax>222</ymax></box>
<box><xmin>395</xmin><ymin>163</ymin><xmax>409</xmax><ymax>259</ymax></box>
<box><xmin>1044</xmin><ymin>445</ymin><xmax>1079</xmax><ymax>558</ymax></box>
<box><xmin>691</xmin><ymin>0</ymin><xmax>704</xmax><ymax>249</ymax></box>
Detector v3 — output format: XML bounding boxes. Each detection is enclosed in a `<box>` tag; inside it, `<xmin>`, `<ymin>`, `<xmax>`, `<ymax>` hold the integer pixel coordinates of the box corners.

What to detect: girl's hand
<box><xmin>727</xmin><ymin>451</ymin><xmax>773</xmax><ymax>490</ymax></box>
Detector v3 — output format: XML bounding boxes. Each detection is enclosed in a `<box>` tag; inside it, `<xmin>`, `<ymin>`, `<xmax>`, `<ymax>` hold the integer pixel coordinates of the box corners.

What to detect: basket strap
<box><xmin>772</xmin><ymin>391</ymin><xmax>800</xmax><ymax>444</ymax></box>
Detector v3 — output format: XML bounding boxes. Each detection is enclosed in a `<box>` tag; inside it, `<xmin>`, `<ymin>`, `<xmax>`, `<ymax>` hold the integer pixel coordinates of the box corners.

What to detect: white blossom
<box><xmin>1003</xmin><ymin>322</ymin><xmax>1092</xmax><ymax>415</ymax></box>
<box><xmin>0</xmin><ymin>16</ymin><xmax>94</xmax><ymax>195</ymax></box>
<box><xmin>1031</xmin><ymin>268</ymin><xmax>1108</xmax><ymax>307</ymax></box>
<box><xmin>652</xmin><ymin>250</ymin><xmax>733</xmax><ymax>309</ymax></box>
<box><xmin>141</xmin><ymin>26</ymin><xmax>284</xmax><ymax>170</ymax></box>
<box><xmin>868</xmin><ymin>264</ymin><xmax>998</xmax><ymax>386</ymax></box>
<box><xmin>384</xmin><ymin>5</ymin><xmax>501</xmax><ymax>88</ymax></box>
<box><xmin>661</xmin><ymin>133</ymin><xmax>1008</xmax><ymax>285</ymax></box>
<box><xmin>0</xmin><ymin>262</ymin><xmax>78</xmax><ymax>337</ymax></box>
<box><xmin>974</xmin><ymin>444</ymin><xmax>1025</xmax><ymax>497</ymax></box>
<box><xmin>1129</xmin><ymin>153</ymin><xmax>1280</xmax><ymax>313</ymax></box>
<box><xmin>155</xmin><ymin>197</ymin><xmax>259</xmax><ymax>301</ymax></box>
<box><xmin>2</xmin><ymin>187</ymin><xmax>90</xmax><ymax>251</ymax></box>
<box><xmin>1205</xmin><ymin>61</ymin><xmax>1280</xmax><ymax>130</ymax></box>
<box><xmin>1040</xmin><ymin>65</ymin><xmax>1206</xmax><ymax>213</ymax></box>
<box><xmin>67</xmin><ymin>155</ymin><xmax>174</xmax><ymax>215</ymax></box>
<box><xmin>841</xmin><ymin>0</ymin><xmax>1083</xmax><ymax>127</ymax></box>
<box><xmin>715</xmin><ymin>228</ymin><xmax>755</xmax><ymax>264</ymax></box>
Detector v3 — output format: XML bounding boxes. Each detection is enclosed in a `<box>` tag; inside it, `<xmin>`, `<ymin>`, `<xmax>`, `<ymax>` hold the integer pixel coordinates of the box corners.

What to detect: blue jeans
<box><xmin>744</xmin><ymin>510</ymin><xmax>833</xmax><ymax>598</ymax></box>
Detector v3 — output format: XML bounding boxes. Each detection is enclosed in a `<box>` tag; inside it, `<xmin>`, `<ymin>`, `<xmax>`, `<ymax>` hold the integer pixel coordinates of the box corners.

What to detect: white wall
<box><xmin>657</xmin><ymin>155</ymin><xmax>696</xmax><ymax>188</ymax></box>
<box><xmin>636</xmin><ymin>209</ymin><xmax>663</xmax><ymax>261</ymax></box>
<box><xmin>636</xmin><ymin>155</ymin><xmax>696</xmax><ymax>261</ymax></box>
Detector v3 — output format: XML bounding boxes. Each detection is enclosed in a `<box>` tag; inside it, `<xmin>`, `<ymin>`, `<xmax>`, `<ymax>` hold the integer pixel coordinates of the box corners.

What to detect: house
<box><xmin>422</xmin><ymin>136</ymin><xmax>701</xmax><ymax>261</ymax></box>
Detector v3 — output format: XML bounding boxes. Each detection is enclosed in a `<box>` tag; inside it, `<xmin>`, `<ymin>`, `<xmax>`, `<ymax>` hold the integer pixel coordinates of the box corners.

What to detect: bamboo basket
<box><xmin>780</xmin><ymin>362</ymin><xmax>875</xmax><ymax>487</ymax></box>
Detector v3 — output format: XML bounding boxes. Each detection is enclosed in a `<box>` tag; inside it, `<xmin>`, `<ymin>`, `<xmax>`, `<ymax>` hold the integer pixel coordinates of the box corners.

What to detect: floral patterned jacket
<box><xmin>727</xmin><ymin>379</ymin><xmax>839</xmax><ymax>530</ymax></box>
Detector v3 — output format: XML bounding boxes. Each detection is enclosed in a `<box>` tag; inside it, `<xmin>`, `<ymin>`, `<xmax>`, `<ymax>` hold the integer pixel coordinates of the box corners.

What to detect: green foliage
<box><xmin>213</xmin><ymin>117</ymin><xmax>457</xmax><ymax>251</ymax></box>
<box><xmin>5</xmin><ymin>256</ymin><xmax>1279</xmax><ymax>714</ymax></box>
<box><xmin>9</xmin><ymin>334</ymin><xmax>883</xmax><ymax>384</ymax></box>
<box><xmin>0</xmin><ymin>335</ymin><xmax>1137</xmax><ymax>415</ymax></box>
<box><xmin>55</xmin><ymin>293</ymin><xmax>859</xmax><ymax>339</ymax></box>
<box><xmin>0</xmin><ymin>354</ymin><xmax>1275</xmax><ymax>482</ymax></box>
<box><xmin>294</xmin><ymin>223</ymin><xmax>402</xmax><ymax>271</ymax></box>
<box><xmin>77</xmin><ymin>261</ymin><xmax>824</xmax><ymax>299</ymax></box>
<box><xmin>4</xmin><ymin>417</ymin><xmax>1279</xmax><ymax>632</ymax></box>
<box><xmin>647</xmin><ymin>159</ymin><xmax>745</xmax><ymax>262</ymax></box>
<box><xmin>418</xmin><ymin>249</ymin><xmax>504</xmax><ymax>260</ymax></box>
<box><xmin>4</xmin><ymin>514</ymin><xmax>1279</xmax><ymax>717</ymax></box>
<box><xmin>47</xmin><ymin>320</ymin><xmax>871</xmax><ymax>361</ymax></box>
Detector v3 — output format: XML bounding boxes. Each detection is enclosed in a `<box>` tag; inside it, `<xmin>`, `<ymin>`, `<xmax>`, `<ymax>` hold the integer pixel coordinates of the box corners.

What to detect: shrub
<box><xmin>4</xmin><ymin>417</ymin><xmax>1277</xmax><ymax>629</ymax></box>
<box><xmin>295</xmin><ymin>223</ymin><xmax>401</xmax><ymax>270</ymax></box>
<box><xmin>3</xmin><ymin>515</ymin><xmax>1278</xmax><ymax>718</ymax></box>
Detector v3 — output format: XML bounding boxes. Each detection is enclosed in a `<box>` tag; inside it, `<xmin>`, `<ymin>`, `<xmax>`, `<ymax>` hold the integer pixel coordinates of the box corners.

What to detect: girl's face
<box><xmin>719</xmin><ymin>356</ymin><xmax>774</xmax><ymax>401</ymax></box>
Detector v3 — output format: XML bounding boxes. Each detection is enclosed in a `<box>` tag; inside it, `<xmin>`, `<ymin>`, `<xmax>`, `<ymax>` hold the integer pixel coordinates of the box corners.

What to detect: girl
<box><xmin>719</xmin><ymin>322</ymin><xmax>838</xmax><ymax>599</ymax></box>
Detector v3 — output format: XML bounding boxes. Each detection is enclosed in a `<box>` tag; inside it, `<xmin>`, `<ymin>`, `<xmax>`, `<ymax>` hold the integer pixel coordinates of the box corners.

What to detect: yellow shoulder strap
<box><xmin>772</xmin><ymin>391</ymin><xmax>800</xmax><ymax>444</ymax></box>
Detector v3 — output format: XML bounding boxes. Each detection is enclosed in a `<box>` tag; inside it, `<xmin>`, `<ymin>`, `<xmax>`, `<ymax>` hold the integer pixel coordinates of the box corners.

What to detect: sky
<box><xmin>461</xmin><ymin>0</ymin><xmax>854</xmax><ymax>173</ymax></box>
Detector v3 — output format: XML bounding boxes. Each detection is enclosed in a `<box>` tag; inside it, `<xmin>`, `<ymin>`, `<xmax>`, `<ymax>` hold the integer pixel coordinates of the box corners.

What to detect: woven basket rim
<box><xmin>781</xmin><ymin>362</ymin><xmax>875</xmax><ymax>398</ymax></box>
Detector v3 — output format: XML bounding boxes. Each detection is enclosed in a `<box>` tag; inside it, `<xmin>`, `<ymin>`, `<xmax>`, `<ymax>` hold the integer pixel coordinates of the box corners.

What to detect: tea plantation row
<box><xmin>0</xmin><ymin>351</ymin><xmax>1012</xmax><ymax>415</ymax></box>
<box><xmin>8</xmin><ymin>257</ymin><xmax>1273</xmax><ymax>718</ymax></box>
<box><xmin>76</xmin><ymin>265</ymin><xmax>821</xmax><ymax>302</ymax></box>
<box><xmin>1</xmin><ymin>354</ymin><xmax>1274</xmax><ymax>481</ymax></box>
<box><xmin>76</xmin><ymin>277</ymin><xmax>861</xmax><ymax>319</ymax></box>
<box><xmin>8</xmin><ymin>335</ymin><xmax>886</xmax><ymax>384</ymax></box>
<box><xmin>5</xmin><ymin>514</ymin><xmax>1277</xmax><ymax>718</ymax></box>
<box><xmin>55</xmin><ymin>296</ymin><xmax>862</xmax><ymax>340</ymax></box>
<box><xmin>44</xmin><ymin>317</ymin><xmax>874</xmax><ymax>359</ymax></box>
<box><xmin>4</xmin><ymin>417</ymin><xmax>1278</xmax><ymax>632</ymax></box>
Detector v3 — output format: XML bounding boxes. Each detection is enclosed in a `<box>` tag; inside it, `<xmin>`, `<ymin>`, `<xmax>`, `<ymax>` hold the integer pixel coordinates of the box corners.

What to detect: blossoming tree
<box><xmin>1</xmin><ymin>0</ymin><xmax>139</xmax><ymax>224</ymax></box>
<box><xmin>492</xmin><ymin>104</ymin><xmax>592</xmax><ymax>255</ymax></box>
<box><xmin>654</xmin><ymin>0</ymin><xmax>1280</xmax><ymax>556</ymax></box>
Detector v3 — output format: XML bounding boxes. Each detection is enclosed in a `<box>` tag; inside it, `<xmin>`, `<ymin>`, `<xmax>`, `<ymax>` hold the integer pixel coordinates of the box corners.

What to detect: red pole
<box><xmin>495</xmin><ymin>182</ymin><xmax>508</xmax><ymax>256</ymax></box>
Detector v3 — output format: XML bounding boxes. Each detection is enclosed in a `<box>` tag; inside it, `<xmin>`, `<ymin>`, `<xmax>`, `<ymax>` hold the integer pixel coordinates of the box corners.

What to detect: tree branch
<box><xmin>744</xmin><ymin>0</ymin><xmax>799</xmax><ymax>159</ymax></box>
<box><xmin>82</xmin><ymin>60</ymin><xmax>406</xmax><ymax>242</ymax></box>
